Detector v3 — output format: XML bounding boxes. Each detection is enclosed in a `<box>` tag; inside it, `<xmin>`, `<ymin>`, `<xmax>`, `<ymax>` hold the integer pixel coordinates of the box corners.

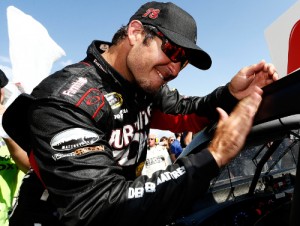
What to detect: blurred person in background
<box><xmin>0</xmin><ymin>69</ymin><xmax>30</xmax><ymax>226</ymax></box>
<box><xmin>170</xmin><ymin>133</ymin><xmax>184</xmax><ymax>162</ymax></box>
<box><xmin>142</xmin><ymin>133</ymin><xmax>172</xmax><ymax>177</ymax></box>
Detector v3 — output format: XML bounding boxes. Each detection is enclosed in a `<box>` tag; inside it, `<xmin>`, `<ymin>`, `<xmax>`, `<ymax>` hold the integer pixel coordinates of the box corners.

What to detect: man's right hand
<box><xmin>208</xmin><ymin>92</ymin><xmax>262</xmax><ymax>168</ymax></box>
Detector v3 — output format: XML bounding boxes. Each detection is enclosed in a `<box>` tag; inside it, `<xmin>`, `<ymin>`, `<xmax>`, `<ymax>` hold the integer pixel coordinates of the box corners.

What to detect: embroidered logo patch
<box><xmin>105</xmin><ymin>92</ymin><xmax>123</xmax><ymax>109</ymax></box>
<box><xmin>142</xmin><ymin>8</ymin><xmax>160</xmax><ymax>19</ymax></box>
<box><xmin>50</xmin><ymin>128</ymin><xmax>99</xmax><ymax>151</ymax></box>
<box><xmin>62</xmin><ymin>77</ymin><xmax>87</xmax><ymax>97</ymax></box>
<box><xmin>52</xmin><ymin>145</ymin><xmax>105</xmax><ymax>160</ymax></box>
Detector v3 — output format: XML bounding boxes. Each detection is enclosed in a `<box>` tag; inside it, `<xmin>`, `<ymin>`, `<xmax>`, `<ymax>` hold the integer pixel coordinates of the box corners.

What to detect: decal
<box><xmin>75</xmin><ymin>88</ymin><xmax>105</xmax><ymax>120</ymax></box>
<box><xmin>62</xmin><ymin>77</ymin><xmax>87</xmax><ymax>97</ymax></box>
<box><xmin>93</xmin><ymin>59</ymin><xmax>107</xmax><ymax>73</ymax></box>
<box><xmin>0</xmin><ymin>163</ymin><xmax>15</xmax><ymax>171</ymax></box>
<box><xmin>104</xmin><ymin>92</ymin><xmax>123</xmax><ymax>109</ymax></box>
<box><xmin>109</xmin><ymin>106</ymin><xmax>151</xmax><ymax>166</ymax></box>
<box><xmin>114</xmin><ymin>108</ymin><xmax>128</xmax><ymax>120</ymax></box>
<box><xmin>156</xmin><ymin>166</ymin><xmax>186</xmax><ymax>185</ymax></box>
<box><xmin>99</xmin><ymin>43</ymin><xmax>109</xmax><ymax>51</ymax></box>
<box><xmin>50</xmin><ymin>128</ymin><xmax>99</xmax><ymax>151</ymax></box>
<box><xmin>128</xmin><ymin>166</ymin><xmax>186</xmax><ymax>199</ymax></box>
<box><xmin>142</xmin><ymin>8</ymin><xmax>160</xmax><ymax>19</ymax></box>
<box><xmin>52</xmin><ymin>152</ymin><xmax>75</xmax><ymax>160</ymax></box>
<box><xmin>0</xmin><ymin>154</ymin><xmax>17</xmax><ymax>170</ymax></box>
<box><xmin>52</xmin><ymin>145</ymin><xmax>105</xmax><ymax>160</ymax></box>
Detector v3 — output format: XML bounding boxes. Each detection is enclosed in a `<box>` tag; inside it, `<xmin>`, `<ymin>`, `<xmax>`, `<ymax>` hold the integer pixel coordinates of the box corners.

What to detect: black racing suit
<box><xmin>5</xmin><ymin>40</ymin><xmax>238</xmax><ymax>226</ymax></box>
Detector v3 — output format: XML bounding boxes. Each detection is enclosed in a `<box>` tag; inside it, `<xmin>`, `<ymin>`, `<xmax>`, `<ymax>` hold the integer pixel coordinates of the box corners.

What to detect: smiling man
<box><xmin>3</xmin><ymin>2</ymin><xmax>278</xmax><ymax>226</ymax></box>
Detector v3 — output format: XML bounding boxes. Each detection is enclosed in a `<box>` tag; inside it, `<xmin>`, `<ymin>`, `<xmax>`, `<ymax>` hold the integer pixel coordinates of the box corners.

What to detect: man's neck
<box><xmin>101</xmin><ymin>41</ymin><xmax>133</xmax><ymax>82</ymax></box>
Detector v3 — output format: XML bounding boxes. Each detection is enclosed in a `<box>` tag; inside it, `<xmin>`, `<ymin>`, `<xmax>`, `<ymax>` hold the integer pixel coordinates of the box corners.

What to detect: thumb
<box><xmin>216</xmin><ymin>107</ymin><xmax>228</xmax><ymax>126</ymax></box>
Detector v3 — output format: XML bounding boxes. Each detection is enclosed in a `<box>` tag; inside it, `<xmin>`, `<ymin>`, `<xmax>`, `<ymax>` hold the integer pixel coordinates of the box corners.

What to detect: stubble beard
<box><xmin>136</xmin><ymin>77</ymin><xmax>160</xmax><ymax>95</ymax></box>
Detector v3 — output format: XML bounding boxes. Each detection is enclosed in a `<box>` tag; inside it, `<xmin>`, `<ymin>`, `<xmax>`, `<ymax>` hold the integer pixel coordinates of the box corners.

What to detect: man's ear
<box><xmin>127</xmin><ymin>20</ymin><xmax>144</xmax><ymax>45</ymax></box>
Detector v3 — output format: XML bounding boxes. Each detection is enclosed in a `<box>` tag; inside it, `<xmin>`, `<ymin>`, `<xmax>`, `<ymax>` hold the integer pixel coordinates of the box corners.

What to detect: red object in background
<box><xmin>287</xmin><ymin>20</ymin><xmax>300</xmax><ymax>74</ymax></box>
<box><xmin>150</xmin><ymin>108</ymin><xmax>210</xmax><ymax>134</ymax></box>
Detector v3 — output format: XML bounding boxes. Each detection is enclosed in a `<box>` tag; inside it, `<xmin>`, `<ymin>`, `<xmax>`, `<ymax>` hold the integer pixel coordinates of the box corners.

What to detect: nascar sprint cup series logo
<box><xmin>50</xmin><ymin>128</ymin><xmax>100</xmax><ymax>151</ymax></box>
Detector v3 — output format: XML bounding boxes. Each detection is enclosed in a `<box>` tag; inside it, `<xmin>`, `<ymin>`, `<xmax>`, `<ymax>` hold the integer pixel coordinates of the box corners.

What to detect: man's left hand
<box><xmin>229</xmin><ymin>60</ymin><xmax>279</xmax><ymax>100</ymax></box>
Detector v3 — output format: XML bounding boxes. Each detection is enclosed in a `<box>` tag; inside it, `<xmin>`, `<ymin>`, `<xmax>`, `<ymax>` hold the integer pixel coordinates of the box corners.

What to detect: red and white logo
<box><xmin>142</xmin><ymin>8</ymin><xmax>160</xmax><ymax>19</ymax></box>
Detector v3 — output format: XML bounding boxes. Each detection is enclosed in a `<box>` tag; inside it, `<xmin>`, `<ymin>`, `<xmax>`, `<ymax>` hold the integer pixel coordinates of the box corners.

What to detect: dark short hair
<box><xmin>175</xmin><ymin>133</ymin><xmax>182</xmax><ymax>138</ymax></box>
<box><xmin>111</xmin><ymin>25</ymin><xmax>128</xmax><ymax>45</ymax></box>
<box><xmin>160</xmin><ymin>136</ymin><xmax>168</xmax><ymax>142</ymax></box>
<box><xmin>111</xmin><ymin>24</ymin><xmax>156</xmax><ymax>46</ymax></box>
<box><xmin>0</xmin><ymin>69</ymin><xmax>8</xmax><ymax>88</ymax></box>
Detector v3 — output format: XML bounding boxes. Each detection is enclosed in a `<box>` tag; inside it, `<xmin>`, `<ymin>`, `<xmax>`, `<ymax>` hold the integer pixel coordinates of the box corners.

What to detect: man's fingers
<box><xmin>209</xmin><ymin>93</ymin><xmax>262</xmax><ymax>168</ymax></box>
<box><xmin>245</xmin><ymin>60</ymin><xmax>266</xmax><ymax>77</ymax></box>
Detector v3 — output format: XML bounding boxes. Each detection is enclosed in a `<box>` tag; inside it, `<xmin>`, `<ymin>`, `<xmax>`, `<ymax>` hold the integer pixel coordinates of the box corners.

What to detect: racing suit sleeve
<box><xmin>29</xmin><ymin>99</ymin><xmax>220</xmax><ymax>226</ymax></box>
<box><xmin>150</xmin><ymin>84</ymin><xmax>238</xmax><ymax>133</ymax></box>
<box><xmin>150</xmin><ymin>109</ymin><xmax>210</xmax><ymax>133</ymax></box>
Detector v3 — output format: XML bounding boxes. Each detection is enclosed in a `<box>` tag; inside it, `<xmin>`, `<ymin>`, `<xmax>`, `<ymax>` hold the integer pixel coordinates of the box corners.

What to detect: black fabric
<box><xmin>9</xmin><ymin>170</ymin><xmax>61</xmax><ymax>226</ymax></box>
<box><xmin>2</xmin><ymin>93</ymin><xmax>35</xmax><ymax>153</ymax></box>
<box><xmin>0</xmin><ymin>69</ymin><xmax>8</xmax><ymax>88</ymax></box>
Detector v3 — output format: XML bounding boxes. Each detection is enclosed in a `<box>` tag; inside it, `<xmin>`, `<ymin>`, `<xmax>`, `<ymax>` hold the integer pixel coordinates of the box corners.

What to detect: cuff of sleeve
<box><xmin>180</xmin><ymin>149</ymin><xmax>220</xmax><ymax>181</ymax></box>
<box><xmin>191</xmin><ymin>149</ymin><xmax>220</xmax><ymax>178</ymax></box>
<box><xmin>221</xmin><ymin>83</ymin><xmax>238</xmax><ymax>113</ymax></box>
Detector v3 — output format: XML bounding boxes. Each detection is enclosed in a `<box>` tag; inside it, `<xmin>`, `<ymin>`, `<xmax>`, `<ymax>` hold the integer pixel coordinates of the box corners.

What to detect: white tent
<box><xmin>0</xmin><ymin>6</ymin><xmax>66</xmax><ymax>138</ymax></box>
<box><xmin>7</xmin><ymin>6</ymin><xmax>66</xmax><ymax>94</ymax></box>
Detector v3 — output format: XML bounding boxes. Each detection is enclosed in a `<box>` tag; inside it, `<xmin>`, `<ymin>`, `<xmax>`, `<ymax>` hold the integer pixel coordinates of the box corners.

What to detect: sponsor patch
<box><xmin>50</xmin><ymin>128</ymin><xmax>99</xmax><ymax>151</ymax></box>
<box><xmin>142</xmin><ymin>8</ymin><xmax>160</xmax><ymax>19</ymax></box>
<box><xmin>114</xmin><ymin>108</ymin><xmax>128</xmax><ymax>120</ymax></box>
<box><xmin>75</xmin><ymin>88</ymin><xmax>105</xmax><ymax>120</ymax></box>
<box><xmin>128</xmin><ymin>166</ymin><xmax>186</xmax><ymax>199</ymax></box>
<box><xmin>52</xmin><ymin>145</ymin><xmax>105</xmax><ymax>160</ymax></box>
<box><xmin>99</xmin><ymin>44</ymin><xmax>109</xmax><ymax>51</ymax></box>
<box><xmin>62</xmin><ymin>77</ymin><xmax>87</xmax><ymax>97</ymax></box>
<box><xmin>105</xmin><ymin>92</ymin><xmax>123</xmax><ymax>109</ymax></box>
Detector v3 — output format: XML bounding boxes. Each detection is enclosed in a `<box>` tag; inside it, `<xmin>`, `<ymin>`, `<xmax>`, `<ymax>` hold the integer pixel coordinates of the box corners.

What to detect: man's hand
<box><xmin>229</xmin><ymin>60</ymin><xmax>279</xmax><ymax>100</ymax></box>
<box><xmin>208</xmin><ymin>92</ymin><xmax>262</xmax><ymax>168</ymax></box>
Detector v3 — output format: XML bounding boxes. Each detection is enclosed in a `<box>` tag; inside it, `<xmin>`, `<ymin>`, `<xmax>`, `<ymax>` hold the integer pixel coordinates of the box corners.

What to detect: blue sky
<box><xmin>0</xmin><ymin>0</ymin><xmax>298</xmax><ymax>98</ymax></box>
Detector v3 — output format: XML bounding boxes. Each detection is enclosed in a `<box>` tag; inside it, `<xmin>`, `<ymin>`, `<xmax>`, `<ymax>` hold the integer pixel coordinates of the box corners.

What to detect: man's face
<box><xmin>168</xmin><ymin>137</ymin><xmax>175</xmax><ymax>145</ymax></box>
<box><xmin>147</xmin><ymin>135</ymin><xmax>156</xmax><ymax>147</ymax></box>
<box><xmin>127</xmin><ymin>26</ymin><xmax>182</xmax><ymax>94</ymax></box>
<box><xmin>160</xmin><ymin>138</ymin><xmax>168</xmax><ymax>146</ymax></box>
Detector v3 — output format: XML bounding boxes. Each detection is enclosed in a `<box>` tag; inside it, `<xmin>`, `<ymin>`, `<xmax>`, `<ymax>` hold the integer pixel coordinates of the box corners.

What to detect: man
<box><xmin>0</xmin><ymin>69</ymin><xmax>30</xmax><ymax>226</ymax></box>
<box><xmin>170</xmin><ymin>133</ymin><xmax>183</xmax><ymax>162</ymax></box>
<box><xmin>147</xmin><ymin>133</ymin><xmax>158</xmax><ymax>149</ymax></box>
<box><xmin>0</xmin><ymin>70</ymin><xmax>30</xmax><ymax>173</ymax></box>
<box><xmin>141</xmin><ymin>133</ymin><xmax>172</xmax><ymax>177</ymax></box>
<box><xmin>3</xmin><ymin>2</ymin><xmax>278</xmax><ymax>226</ymax></box>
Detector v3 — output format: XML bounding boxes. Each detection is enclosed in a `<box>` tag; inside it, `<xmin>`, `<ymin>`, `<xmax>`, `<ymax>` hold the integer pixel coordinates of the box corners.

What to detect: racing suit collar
<box><xmin>87</xmin><ymin>40</ymin><xmax>152</xmax><ymax>101</ymax></box>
